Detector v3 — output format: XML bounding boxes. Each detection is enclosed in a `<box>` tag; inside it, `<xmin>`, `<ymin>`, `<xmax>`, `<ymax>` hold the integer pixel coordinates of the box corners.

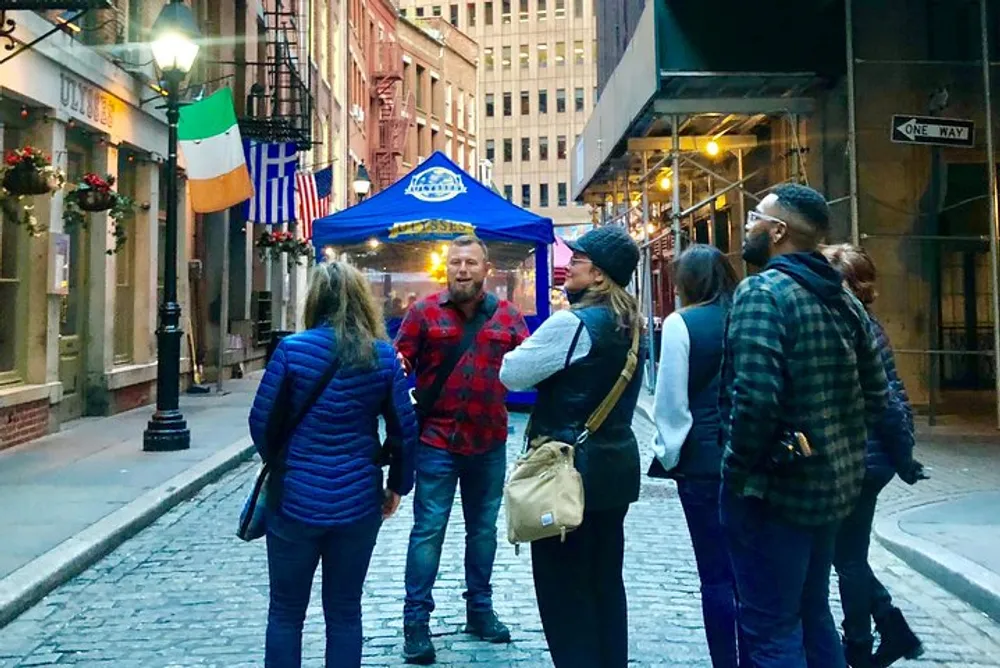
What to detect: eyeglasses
<box><xmin>747</xmin><ymin>210</ymin><xmax>788</xmax><ymax>226</ymax></box>
<box><xmin>569</xmin><ymin>256</ymin><xmax>592</xmax><ymax>266</ymax></box>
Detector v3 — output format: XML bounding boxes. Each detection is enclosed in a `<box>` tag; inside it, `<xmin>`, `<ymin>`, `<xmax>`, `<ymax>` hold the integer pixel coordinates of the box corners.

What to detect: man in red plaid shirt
<box><xmin>396</xmin><ymin>235</ymin><xmax>528</xmax><ymax>664</ymax></box>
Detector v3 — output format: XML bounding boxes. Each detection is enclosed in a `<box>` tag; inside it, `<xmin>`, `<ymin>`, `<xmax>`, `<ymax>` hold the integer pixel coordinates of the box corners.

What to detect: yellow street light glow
<box><xmin>705</xmin><ymin>140</ymin><xmax>721</xmax><ymax>157</ymax></box>
<box><xmin>646</xmin><ymin>223</ymin><xmax>656</xmax><ymax>234</ymax></box>
<box><xmin>430</xmin><ymin>251</ymin><xmax>441</xmax><ymax>265</ymax></box>
<box><xmin>658</xmin><ymin>174</ymin><xmax>671</xmax><ymax>191</ymax></box>
<box><xmin>367</xmin><ymin>238</ymin><xmax>380</xmax><ymax>249</ymax></box>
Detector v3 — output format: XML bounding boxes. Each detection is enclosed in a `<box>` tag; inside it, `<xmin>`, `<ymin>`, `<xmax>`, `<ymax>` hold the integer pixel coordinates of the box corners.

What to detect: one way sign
<box><xmin>891</xmin><ymin>115</ymin><xmax>976</xmax><ymax>148</ymax></box>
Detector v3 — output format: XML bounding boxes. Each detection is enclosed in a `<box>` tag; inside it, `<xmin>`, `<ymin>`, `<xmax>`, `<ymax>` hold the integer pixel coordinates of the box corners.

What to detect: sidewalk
<box><xmin>636</xmin><ymin>391</ymin><xmax>1000</xmax><ymax>622</ymax></box>
<box><xmin>0</xmin><ymin>374</ymin><xmax>261</xmax><ymax>628</ymax></box>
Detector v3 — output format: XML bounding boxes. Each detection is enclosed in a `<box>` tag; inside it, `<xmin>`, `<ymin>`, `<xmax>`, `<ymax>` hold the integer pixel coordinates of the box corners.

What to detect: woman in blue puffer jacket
<box><xmin>823</xmin><ymin>244</ymin><xmax>926</xmax><ymax>668</ymax></box>
<box><xmin>248</xmin><ymin>260</ymin><xmax>418</xmax><ymax>668</ymax></box>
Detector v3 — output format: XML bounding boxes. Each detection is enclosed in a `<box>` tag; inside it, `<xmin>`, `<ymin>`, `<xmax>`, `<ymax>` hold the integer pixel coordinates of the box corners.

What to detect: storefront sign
<box><xmin>388</xmin><ymin>219</ymin><xmax>476</xmax><ymax>238</ymax></box>
<box><xmin>59</xmin><ymin>72</ymin><xmax>118</xmax><ymax>131</ymax></box>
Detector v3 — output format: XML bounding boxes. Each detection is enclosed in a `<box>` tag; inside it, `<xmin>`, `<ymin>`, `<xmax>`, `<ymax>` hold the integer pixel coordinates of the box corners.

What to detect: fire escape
<box><xmin>371</xmin><ymin>39</ymin><xmax>413</xmax><ymax>191</ymax></box>
<box><xmin>238</xmin><ymin>0</ymin><xmax>313</xmax><ymax>147</ymax></box>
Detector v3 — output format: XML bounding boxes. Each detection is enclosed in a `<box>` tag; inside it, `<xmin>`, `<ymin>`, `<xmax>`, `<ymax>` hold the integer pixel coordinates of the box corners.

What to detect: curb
<box><xmin>0</xmin><ymin>438</ymin><xmax>256</xmax><ymax>629</ymax></box>
<box><xmin>873</xmin><ymin>507</ymin><xmax>1000</xmax><ymax>623</ymax></box>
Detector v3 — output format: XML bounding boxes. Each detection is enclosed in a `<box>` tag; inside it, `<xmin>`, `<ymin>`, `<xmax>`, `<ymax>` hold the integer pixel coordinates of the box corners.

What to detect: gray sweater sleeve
<box><xmin>499</xmin><ymin>309</ymin><xmax>592</xmax><ymax>391</ymax></box>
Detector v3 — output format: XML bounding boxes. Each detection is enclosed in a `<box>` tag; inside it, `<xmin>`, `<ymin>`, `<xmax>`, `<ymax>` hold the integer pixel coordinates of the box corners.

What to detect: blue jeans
<box><xmin>265</xmin><ymin>511</ymin><xmax>382</xmax><ymax>668</ymax></box>
<box><xmin>677</xmin><ymin>479</ymin><xmax>743</xmax><ymax>668</ymax></box>
<box><xmin>403</xmin><ymin>443</ymin><xmax>506</xmax><ymax>625</ymax></box>
<box><xmin>833</xmin><ymin>468</ymin><xmax>896</xmax><ymax>644</ymax></box>
<box><xmin>721</xmin><ymin>486</ymin><xmax>845</xmax><ymax>668</ymax></box>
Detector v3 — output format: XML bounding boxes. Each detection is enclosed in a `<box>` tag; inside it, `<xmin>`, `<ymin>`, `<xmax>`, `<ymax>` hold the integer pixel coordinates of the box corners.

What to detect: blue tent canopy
<box><xmin>310</xmin><ymin>151</ymin><xmax>554</xmax><ymax>248</ymax></box>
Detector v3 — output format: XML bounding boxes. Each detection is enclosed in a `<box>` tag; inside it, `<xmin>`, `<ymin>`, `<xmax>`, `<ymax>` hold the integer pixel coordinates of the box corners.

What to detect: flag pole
<box><xmin>217</xmin><ymin>207</ymin><xmax>231</xmax><ymax>394</ymax></box>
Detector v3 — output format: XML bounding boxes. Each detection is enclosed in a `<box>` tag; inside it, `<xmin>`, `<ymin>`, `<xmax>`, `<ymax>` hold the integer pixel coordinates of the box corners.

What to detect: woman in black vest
<box><xmin>649</xmin><ymin>244</ymin><xmax>742</xmax><ymax>668</ymax></box>
<box><xmin>500</xmin><ymin>225</ymin><xmax>645</xmax><ymax>668</ymax></box>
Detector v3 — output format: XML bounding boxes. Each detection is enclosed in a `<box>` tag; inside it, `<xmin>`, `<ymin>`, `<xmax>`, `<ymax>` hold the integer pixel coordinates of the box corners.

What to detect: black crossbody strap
<box><xmin>415</xmin><ymin>296</ymin><xmax>498</xmax><ymax>417</ymax></box>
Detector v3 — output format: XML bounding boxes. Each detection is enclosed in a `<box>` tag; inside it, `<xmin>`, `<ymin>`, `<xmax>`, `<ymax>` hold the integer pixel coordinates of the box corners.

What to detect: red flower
<box><xmin>4</xmin><ymin>153</ymin><xmax>17</xmax><ymax>166</ymax></box>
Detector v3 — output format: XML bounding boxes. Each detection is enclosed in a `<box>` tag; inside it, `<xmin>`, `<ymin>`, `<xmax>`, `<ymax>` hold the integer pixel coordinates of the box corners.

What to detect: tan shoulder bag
<box><xmin>504</xmin><ymin>324</ymin><xmax>641</xmax><ymax>550</ymax></box>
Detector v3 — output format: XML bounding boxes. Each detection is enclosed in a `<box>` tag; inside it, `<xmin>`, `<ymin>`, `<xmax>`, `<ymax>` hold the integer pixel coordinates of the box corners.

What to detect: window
<box><xmin>467</xmin><ymin>2</ymin><xmax>476</xmax><ymax>26</ymax></box>
<box><xmin>519</xmin><ymin>44</ymin><xmax>529</xmax><ymax>69</ymax></box>
<box><xmin>504</xmin><ymin>184</ymin><xmax>514</xmax><ymax>202</ymax></box>
<box><xmin>539</xmin><ymin>135</ymin><xmax>549</xmax><ymax>160</ymax></box>
<box><xmin>501</xmin><ymin>0</ymin><xmax>510</xmax><ymax>23</ymax></box>
<box><xmin>538</xmin><ymin>89</ymin><xmax>548</xmax><ymax>114</ymax></box>
<box><xmin>416</xmin><ymin>65</ymin><xmax>426</xmax><ymax>109</ymax></box>
<box><xmin>539</xmin><ymin>183</ymin><xmax>549</xmax><ymax>207</ymax></box>
<box><xmin>416</xmin><ymin>6</ymin><xmax>425</xmax><ymax>17</ymax></box>
<box><xmin>445</xmin><ymin>84</ymin><xmax>453</xmax><ymax>123</ymax></box>
<box><xmin>558</xmin><ymin>182</ymin><xmax>568</xmax><ymax>206</ymax></box>
<box><xmin>538</xmin><ymin>0</ymin><xmax>546</xmax><ymax>19</ymax></box>
<box><xmin>502</xmin><ymin>45</ymin><xmax>511</xmax><ymax>70</ymax></box>
<box><xmin>113</xmin><ymin>151</ymin><xmax>137</xmax><ymax>364</ymax></box>
<box><xmin>521</xmin><ymin>184</ymin><xmax>531</xmax><ymax>207</ymax></box>
<box><xmin>503</xmin><ymin>138</ymin><xmax>513</xmax><ymax>162</ymax></box>
<box><xmin>0</xmin><ymin>158</ymin><xmax>24</xmax><ymax>378</ymax></box>
<box><xmin>485</xmin><ymin>0</ymin><xmax>493</xmax><ymax>25</ymax></box>
<box><xmin>400</xmin><ymin>7</ymin><xmax>407</xmax><ymax>17</ymax></box>
<box><xmin>318</xmin><ymin>0</ymin><xmax>330</xmax><ymax>83</ymax></box>
<box><xmin>485</xmin><ymin>139</ymin><xmax>495</xmax><ymax>161</ymax></box>
<box><xmin>483</xmin><ymin>46</ymin><xmax>494</xmax><ymax>71</ymax></box>
<box><xmin>432</xmin><ymin>5</ymin><xmax>442</xmax><ymax>16</ymax></box>
<box><xmin>485</xmin><ymin>93</ymin><xmax>495</xmax><ymax>117</ymax></box>
<box><xmin>574</xmin><ymin>0</ymin><xmax>583</xmax><ymax>17</ymax></box>
<box><xmin>503</xmin><ymin>91</ymin><xmax>512</xmax><ymax>116</ymax></box>
<box><xmin>554</xmin><ymin>0</ymin><xmax>565</xmax><ymax>17</ymax></box>
<box><xmin>469</xmin><ymin>95</ymin><xmax>476</xmax><ymax>132</ymax></box>
<box><xmin>574</xmin><ymin>87</ymin><xmax>584</xmax><ymax>112</ymax></box>
<box><xmin>557</xmin><ymin>135</ymin><xmax>567</xmax><ymax>159</ymax></box>
<box><xmin>574</xmin><ymin>39</ymin><xmax>584</xmax><ymax>65</ymax></box>
<box><xmin>556</xmin><ymin>88</ymin><xmax>566</xmax><ymax>112</ymax></box>
<box><xmin>519</xmin><ymin>0</ymin><xmax>528</xmax><ymax>21</ymax></box>
<box><xmin>521</xmin><ymin>137</ymin><xmax>530</xmax><ymax>160</ymax></box>
<box><xmin>520</xmin><ymin>90</ymin><xmax>530</xmax><ymax>115</ymax></box>
<box><xmin>555</xmin><ymin>41</ymin><xmax>566</xmax><ymax>66</ymax></box>
<box><xmin>537</xmin><ymin>42</ymin><xmax>548</xmax><ymax>68</ymax></box>
<box><xmin>449</xmin><ymin>3</ymin><xmax>458</xmax><ymax>25</ymax></box>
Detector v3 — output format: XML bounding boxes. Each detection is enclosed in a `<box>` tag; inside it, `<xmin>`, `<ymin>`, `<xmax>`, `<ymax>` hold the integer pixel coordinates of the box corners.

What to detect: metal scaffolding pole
<box><xmin>735</xmin><ymin>149</ymin><xmax>747</xmax><ymax>275</ymax></box>
<box><xmin>980</xmin><ymin>0</ymin><xmax>1000</xmax><ymax>429</ymax></box>
<box><xmin>641</xmin><ymin>152</ymin><xmax>657</xmax><ymax>388</ymax></box>
<box><xmin>846</xmin><ymin>0</ymin><xmax>861</xmax><ymax>244</ymax></box>
<box><xmin>672</xmin><ymin>115</ymin><xmax>682</xmax><ymax>309</ymax></box>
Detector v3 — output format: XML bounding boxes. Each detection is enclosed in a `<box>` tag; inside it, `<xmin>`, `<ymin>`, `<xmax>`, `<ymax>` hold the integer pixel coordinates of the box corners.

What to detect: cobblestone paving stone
<box><xmin>1</xmin><ymin>413</ymin><xmax>999</xmax><ymax>667</ymax></box>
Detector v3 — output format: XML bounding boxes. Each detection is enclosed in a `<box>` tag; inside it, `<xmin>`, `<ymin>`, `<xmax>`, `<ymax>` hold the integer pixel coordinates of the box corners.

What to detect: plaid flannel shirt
<box><xmin>395</xmin><ymin>291</ymin><xmax>529</xmax><ymax>456</ymax></box>
<box><xmin>719</xmin><ymin>268</ymin><xmax>889</xmax><ymax>526</ymax></box>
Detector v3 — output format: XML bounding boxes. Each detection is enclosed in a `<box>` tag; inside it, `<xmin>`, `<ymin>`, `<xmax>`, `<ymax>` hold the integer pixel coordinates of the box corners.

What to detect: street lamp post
<box><xmin>353</xmin><ymin>163</ymin><xmax>372</xmax><ymax>202</ymax></box>
<box><xmin>143</xmin><ymin>0</ymin><xmax>200</xmax><ymax>452</ymax></box>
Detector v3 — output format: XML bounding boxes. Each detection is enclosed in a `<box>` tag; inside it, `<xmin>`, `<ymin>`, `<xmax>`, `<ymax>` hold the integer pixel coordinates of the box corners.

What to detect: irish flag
<box><xmin>178</xmin><ymin>88</ymin><xmax>254</xmax><ymax>213</ymax></box>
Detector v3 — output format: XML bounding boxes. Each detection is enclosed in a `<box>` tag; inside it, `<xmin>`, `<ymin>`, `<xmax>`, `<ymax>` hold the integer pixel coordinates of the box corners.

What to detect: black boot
<box><xmin>464</xmin><ymin>609</ymin><xmax>511</xmax><ymax>643</ymax></box>
<box><xmin>844</xmin><ymin>636</ymin><xmax>876</xmax><ymax>668</ymax></box>
<box><xmin>873</xmin><ymin>608</ymin><xmax>924</xmax><ymax>667</ymax></box>
<box><xmin>403</xmin><ymin>623</ymin><xmax>436</xmax><ymax>665</ymax></box>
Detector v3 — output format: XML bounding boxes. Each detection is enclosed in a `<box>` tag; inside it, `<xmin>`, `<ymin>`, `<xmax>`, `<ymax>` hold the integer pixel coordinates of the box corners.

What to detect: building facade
<box><xmin>397</xmin><ymin>16</ymin><xmax>478</xmax><ymax>173</ymax></box>
<box><xmin>398</xmin><ymin>0</ymin><xmax>595</xmax><ymax>226</ymax></box>
<box><xmin>576</xmin><ymin>0</ymin><xmax>1000</xmax><ymax>425</ymax></box>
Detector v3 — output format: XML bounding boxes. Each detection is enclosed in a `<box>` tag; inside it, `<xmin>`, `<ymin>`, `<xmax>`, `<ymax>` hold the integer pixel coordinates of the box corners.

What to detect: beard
<box><xmin>742</xmin><ymin>231</ymin><xmax>772</xmax><ymax>269</ymax></box>
<box><xmin>448</xmin><ymin>277</ymin><xmax>485</xmax><ymax>303</ymax></box>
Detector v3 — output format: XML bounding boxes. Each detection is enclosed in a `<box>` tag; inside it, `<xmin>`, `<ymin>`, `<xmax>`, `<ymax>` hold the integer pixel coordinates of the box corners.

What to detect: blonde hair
<box><xmin>573</xmin><ymin>278</ymin><xmax>643</xmax><ymax>334</ymax></box>
<box><xmin>821</xmin><ymin>243</ymin><xmax>878</xmax><ymax>306</ymax></box>
<box><xmin>304</xmin><ymin>261</ymin><xmax>387</xmax><ymax>368</ymax></box>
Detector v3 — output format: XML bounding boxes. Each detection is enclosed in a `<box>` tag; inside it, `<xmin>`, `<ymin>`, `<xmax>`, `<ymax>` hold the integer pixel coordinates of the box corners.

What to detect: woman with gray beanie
<box><xmin>500</xmin><ymin>225</ymin><xmax>647</xmax><ymax>668</ymax></box>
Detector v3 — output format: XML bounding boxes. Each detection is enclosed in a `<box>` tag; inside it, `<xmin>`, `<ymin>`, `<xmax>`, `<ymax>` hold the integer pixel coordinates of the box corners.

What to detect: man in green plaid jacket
<box><xmin>719</xmin><ymin>184</ymin><xmax>890</xmax><ymax>668</ymax></box>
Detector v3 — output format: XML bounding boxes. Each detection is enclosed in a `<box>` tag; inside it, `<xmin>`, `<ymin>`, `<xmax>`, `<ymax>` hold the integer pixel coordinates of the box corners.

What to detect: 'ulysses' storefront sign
<box><xmin>59</xmin><ymin>72</ymin><xmax>117</xmax><ymax>131</ymax></box>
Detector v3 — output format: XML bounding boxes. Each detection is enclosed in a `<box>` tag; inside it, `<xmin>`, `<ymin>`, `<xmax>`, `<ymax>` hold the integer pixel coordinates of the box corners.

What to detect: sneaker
<box><xmin>403</xmin><ymin>623</ymin><xmax>436</xmax><ymax>665</ymax></box>
<box><xmin>464</xmin><ymin>609</ymin><xmax>511</xmax><ymax>644</ymax></box>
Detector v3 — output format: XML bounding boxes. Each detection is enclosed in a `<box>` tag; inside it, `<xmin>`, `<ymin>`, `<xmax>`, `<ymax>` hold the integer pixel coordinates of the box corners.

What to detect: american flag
<box><xmin>295</xmin><ymin>166</ymin><xmax>333</xmax><ymax>240</ymax></box>
<box><xmin>243</xmin><ymin>141</ymin><xmax>299</xmax><ymax>224</ymax></box>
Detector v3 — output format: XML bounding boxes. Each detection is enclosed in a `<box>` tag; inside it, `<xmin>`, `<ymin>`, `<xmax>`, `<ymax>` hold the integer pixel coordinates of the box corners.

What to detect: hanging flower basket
<box><xmin>62</xmin><ymin>173</ymin><xmax>135</xmax><ymax>255</ymax></box>
<box><xmin>2</xmin><ymin>168</ymin><xmax>60</xmax><ymax>196</ymax></box>
<box><xmin>256</xmin><ymin>230</ymin><xmax>313</xmax><ymax>265</ymax></box>
<box><xmin>0</xmin><ymin>146</ymin><xmax>66</xmax><ymax>236</ymax></box>
<box><xmin>75</xmin><ymin>189</ymin><xmax>117</xmax><ymax>212</ymax></box>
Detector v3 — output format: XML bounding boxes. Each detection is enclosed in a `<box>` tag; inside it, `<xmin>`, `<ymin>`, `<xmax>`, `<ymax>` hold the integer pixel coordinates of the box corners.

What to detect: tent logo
<box><xmin>404</xmin><ymin>166</ymin><xmax>467</xmax><ymax>202</ymax></box>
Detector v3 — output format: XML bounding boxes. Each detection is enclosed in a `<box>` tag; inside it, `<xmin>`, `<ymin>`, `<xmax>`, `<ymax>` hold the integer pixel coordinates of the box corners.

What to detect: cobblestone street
<box><xmin>1</xmin><ymin>413</ymin><xmax>999</xmax><ymax>667</ymax></box>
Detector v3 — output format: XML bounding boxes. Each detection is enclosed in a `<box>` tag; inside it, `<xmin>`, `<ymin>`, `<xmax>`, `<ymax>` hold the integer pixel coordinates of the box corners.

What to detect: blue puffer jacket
<box><xmin>865</xmin><ymin>314</ymin><xmax>915</xmax><ymax>476</ymax></box>
<box><xmin>248</xmin><ymin>327</ymin><xmax>418</xmax><ymax>527</ymax></box>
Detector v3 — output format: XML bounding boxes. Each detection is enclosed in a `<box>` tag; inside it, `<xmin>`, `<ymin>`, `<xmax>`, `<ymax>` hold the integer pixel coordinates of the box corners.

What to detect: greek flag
<box><xmin>243</xmin><ymin>141</ymin><xmax>299</xmax><ymax>224</ymax></box>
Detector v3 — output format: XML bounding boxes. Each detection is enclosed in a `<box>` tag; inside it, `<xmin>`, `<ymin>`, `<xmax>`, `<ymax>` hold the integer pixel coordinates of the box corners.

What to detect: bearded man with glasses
<box><xmin>719</xmin><ymin>184</ymin><xmax>894</xmax><ymax>668</ymax></box>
